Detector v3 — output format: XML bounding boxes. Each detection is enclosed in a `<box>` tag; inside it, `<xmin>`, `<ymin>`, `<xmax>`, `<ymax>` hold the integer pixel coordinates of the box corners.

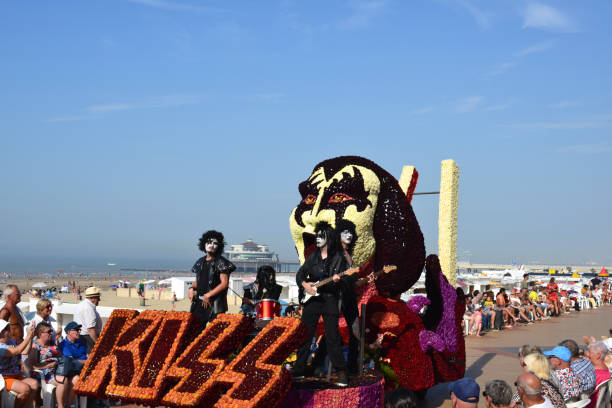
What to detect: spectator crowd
<box><xmin>463</xmin><ymin>276</ymin><xmax>611</xmax><ymax>336</ymax></box>
<box><xmin>0</xmin><ymin>285</ymin><xmax>101</xmax><ymax>408</ymax></box>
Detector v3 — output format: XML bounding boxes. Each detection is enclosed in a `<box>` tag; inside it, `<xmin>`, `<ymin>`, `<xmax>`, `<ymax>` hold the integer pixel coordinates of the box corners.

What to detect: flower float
<box><xmin>75</xmin><ymin>311</ymin><xmax>307</xmax><ymax>408</ymax></box>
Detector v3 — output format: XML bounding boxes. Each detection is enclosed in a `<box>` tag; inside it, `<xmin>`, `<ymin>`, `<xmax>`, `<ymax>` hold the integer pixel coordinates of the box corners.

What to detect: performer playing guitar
<box><xmin>292</xmin><ymin>221</ymin><xmax>350</xmax><ymax>386</ymax></box>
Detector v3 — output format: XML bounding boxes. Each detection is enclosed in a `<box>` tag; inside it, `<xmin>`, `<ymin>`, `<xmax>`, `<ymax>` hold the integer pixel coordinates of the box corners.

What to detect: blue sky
<box><xmin>1</xmin><ymin>0</ymin><xmax>611</xmax><ymax>272</ymax></box>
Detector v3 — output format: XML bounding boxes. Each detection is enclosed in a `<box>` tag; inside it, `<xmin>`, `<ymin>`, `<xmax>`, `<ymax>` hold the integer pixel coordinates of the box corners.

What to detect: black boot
<box><xmin>335</xmin><ymin>371</ymin><xmax>348</xmax><ymax>387</ymax></box>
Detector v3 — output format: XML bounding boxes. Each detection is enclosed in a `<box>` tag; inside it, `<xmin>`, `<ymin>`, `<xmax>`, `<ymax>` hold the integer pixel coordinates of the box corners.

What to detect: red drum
<box><xmin>256</xmin><ymin>299</ymin><xmax>281</xmax><ymax>321</ymax></box>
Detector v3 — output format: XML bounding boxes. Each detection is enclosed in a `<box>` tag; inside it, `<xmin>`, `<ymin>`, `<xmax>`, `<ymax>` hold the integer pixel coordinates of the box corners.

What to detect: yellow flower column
<box><xmin>438</xmin><ymin>159</ymin><xmax>459</xmax><ymax>285</ymax></box>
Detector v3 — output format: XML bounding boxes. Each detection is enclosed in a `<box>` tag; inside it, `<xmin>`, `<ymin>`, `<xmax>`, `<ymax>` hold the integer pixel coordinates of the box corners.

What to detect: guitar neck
<box><xmin>313</xmin><ymin>269</ymin><xmax>356</xmax><ymax>288</ymax></box>
<box><xmin>355</xmin><ymin>268</ymin><xmax>385</xmax><ymax>286</ymax></box>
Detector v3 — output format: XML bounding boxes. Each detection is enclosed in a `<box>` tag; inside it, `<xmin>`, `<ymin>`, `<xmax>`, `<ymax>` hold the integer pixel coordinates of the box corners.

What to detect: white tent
<box><xmin>32</xmin><ymin>282</ymin><xmax>47</xmax><ymax>288</ymax></box>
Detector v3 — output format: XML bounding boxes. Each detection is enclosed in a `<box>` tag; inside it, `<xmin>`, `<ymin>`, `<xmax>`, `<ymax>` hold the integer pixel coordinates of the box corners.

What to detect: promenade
<box><xmin>425</xmin><ymin>304</ymin><xmax>612</xmax><ymax>407</ymax></box>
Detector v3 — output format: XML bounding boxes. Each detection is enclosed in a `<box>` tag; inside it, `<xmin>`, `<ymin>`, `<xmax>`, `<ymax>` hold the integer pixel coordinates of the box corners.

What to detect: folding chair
<box><xmin>592</xmin><ymin>378</ymin><xmax>611</xmax><ymax>408</ymax></box>
<box><xmin>0</xmin><ymin>375</ymin><xmax>18</xmax><ymax>408</ymax></box>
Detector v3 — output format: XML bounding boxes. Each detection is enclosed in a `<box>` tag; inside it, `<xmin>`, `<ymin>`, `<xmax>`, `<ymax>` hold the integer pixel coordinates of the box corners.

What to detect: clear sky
<box><xmin>1</xmin><ymin>0</ymin><xmax>611</xmax><ymax>272</ymax></box>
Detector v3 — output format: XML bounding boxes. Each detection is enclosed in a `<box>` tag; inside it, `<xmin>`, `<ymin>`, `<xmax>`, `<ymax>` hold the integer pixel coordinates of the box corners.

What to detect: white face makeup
<box><xmin>340</xmin><ymin>230</ymin><xmax>353</xmax><ymax>245</ymax></box>
<box><xmin>315</xmin><ymin>231</ymin><xmax>327</xmax><ymax>248</ymax></box>
<box><xmin>205</xmin><ymin>239</ymin><xmax>219</xmax><ymax>253</ymax></box>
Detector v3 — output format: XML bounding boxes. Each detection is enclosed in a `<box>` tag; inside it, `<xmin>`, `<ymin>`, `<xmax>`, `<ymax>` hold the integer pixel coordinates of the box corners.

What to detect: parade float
<box><xmin>74</xmin><ymin>156</ymin><xmax>464</xmax><ymax>408</ymax></box>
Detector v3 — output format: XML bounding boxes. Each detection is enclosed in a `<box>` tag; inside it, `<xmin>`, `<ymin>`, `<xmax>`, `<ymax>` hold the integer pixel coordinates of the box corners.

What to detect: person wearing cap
<box><xmin>483</xmin><ymin>380</ymin><xmax>513</xmax><ymax>408</ymax></box>
<box><xmin>449</xmin><ymin>377</ymin><xmax>480</xmax><ymax>408</ymax></box>
<box><xmin>74</xmin><ymin>286</ymin><xmax>102</xmax><ymax>352</ymax></box>
<box><xmin>543</xmin><ymin>346</ymin><xmax>581</xmax><ymax>401</ymax></box>
<box><xmin>516</xmin><ymin>372</ymin><xmax>554</xmax><ymax>408</ymax></box>
<box><xmin>0</xmin><ymin>319</ymin><xmax>39</xmax><ymax>408</ymax></box>
<box><xmin>558</xmin><ymin>339</ymin><xmax>596</xmax><ymax>394</ymax></box>
<box><xmin>57</xmin><ymin>322</ymin><xmax>88</xmax><ymax>408</ymax></box>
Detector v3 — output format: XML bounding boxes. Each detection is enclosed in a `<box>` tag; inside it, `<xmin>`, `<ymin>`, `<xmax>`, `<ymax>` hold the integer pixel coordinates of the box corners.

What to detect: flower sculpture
<box><xmin>74</xmin><ymin>309</ymin><xmax>140</xmax><ymax>398</ymax></box>
<box><xmin>115</xmin><ymin>311</ymin><xmax>199</xmax><ymax>405</ymax></box>
<box><xmin>106</xmin><ymin>310</ymin><xmax>167</xmax><ymax>400</ymax></box>
<box><xmin>161</xmin><ymin>313</ymin><xmax>253</xmax><ymax>407</ymax></box>
<box><xmin>289</xmin><ymin>156</ymin><xmax>465</xmax><ymax>393</ymax></box>
<box><xmin>216</xmin><ymin>317</ymin><xmax>307</xmax><ymax>408</ymax></box>
<box><xmin>75</xmin><ymin>311</ymin><xmax>307</xmax><ymax>408</ymax></box>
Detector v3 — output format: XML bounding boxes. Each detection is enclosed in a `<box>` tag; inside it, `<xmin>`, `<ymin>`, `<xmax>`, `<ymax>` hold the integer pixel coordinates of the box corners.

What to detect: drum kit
<box><xmin>246</xmin><ymin>298</ymin><xmax>282</xmax><ymax>328</ymax></box>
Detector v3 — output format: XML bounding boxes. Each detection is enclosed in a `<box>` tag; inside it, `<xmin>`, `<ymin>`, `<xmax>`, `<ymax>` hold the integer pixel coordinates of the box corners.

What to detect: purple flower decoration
<box><xmin>407</xmin><ymin>296</ymin><xmax>430</xmax><ymax>314</ymax></box>
<box><xmin>419</xmin><ymin>330</ymin><xmax>445</xmax><ymax>352</ymax></box>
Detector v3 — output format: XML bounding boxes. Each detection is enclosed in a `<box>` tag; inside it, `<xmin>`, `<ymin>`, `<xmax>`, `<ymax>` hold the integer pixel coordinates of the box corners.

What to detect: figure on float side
<box><xmin>189</xmin><ymin>230</ymin><xmax>236</xmax><ymax>331</ymax></box>
<box><xmin>291</xmin><ymin>221</ymin><xmax>350</xmax><ymax>387</ymax></box>
<box><xmin>310</xmin><ymin>219</ymin><xmax>360</xmax><ymax>375</ymax></box>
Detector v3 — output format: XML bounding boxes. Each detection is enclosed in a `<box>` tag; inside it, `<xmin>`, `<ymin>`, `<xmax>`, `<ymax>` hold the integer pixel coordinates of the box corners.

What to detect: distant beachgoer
<box><xmin>171</xmin><ymin>293</ymin><xmax>177</xmax><ymax>310</ymax></box>
<box><xmin>0</xmin><ymin>285</ymin><xmax>26</xmax><ymax>343</ymax></box>
<box><xmin>547</xmin><ymin>278</ymin><xmax>560</xmax><ymax>316</ymax></box>
<box><xmin>74</xmin><ymin>287</ymin><xmax>102</xmax><ymax>352</ymax></box>
<box><xmin>190</xmin><ymin>230</ymin><xmax>235</xmax><ymax>331</ymax></box>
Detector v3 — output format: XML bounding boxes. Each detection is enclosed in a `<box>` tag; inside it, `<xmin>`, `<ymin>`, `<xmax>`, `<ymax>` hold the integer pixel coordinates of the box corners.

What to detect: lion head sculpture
<box><xmin>289</xmin><ymin>156</ymin><xmax>426</xmax><ymax>294</ymax></box>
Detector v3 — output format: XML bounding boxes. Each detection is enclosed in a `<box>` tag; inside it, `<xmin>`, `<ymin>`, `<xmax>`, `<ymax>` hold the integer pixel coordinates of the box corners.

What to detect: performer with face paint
<box><xmin>310</xmin><ymin>219</ymin><xmax>361</xmax><ymax>375</ymax></box>
<box><xmin>292</xmin><ymin>221</ymin><xmax>350</xmax><ymax>387</ymax></box>
<box><xmin>240</xmin><ymin>265</ymin><xmax>283</xmax><ymax>315</ymax></box>
<box><xmin>189</xmin><ymin>230</ymin><xmax>236</xmax><ymax>331</ymax></box>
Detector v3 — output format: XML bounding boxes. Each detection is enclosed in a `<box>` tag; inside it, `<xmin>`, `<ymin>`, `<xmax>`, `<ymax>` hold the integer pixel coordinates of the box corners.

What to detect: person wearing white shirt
<box><xmin>516</xmin><ymin>373</ymin><xmax>554</xmax><ymax>408</ymax></box>
<box><xmin>28</xmin><ymin>299</ymin><xmax>59</xmax><ymax>345</ymax></box>
<box><xmin>73</xmin><ymin>287</ymin><xmax>101</xmax><ymax>352</ymax></box>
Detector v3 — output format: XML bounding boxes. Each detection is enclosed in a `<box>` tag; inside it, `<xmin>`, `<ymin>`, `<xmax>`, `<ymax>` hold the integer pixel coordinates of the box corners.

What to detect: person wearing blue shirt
<box><xmin>57</xmin><ymin>322</ymin><xmax>88</xmax><ymax>408</ymax></box>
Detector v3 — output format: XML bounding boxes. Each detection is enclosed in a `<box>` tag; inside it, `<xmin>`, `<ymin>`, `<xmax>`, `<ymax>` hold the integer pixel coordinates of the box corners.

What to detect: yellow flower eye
<box><xmin>302</xmin><ymin>194</ymin><xmax>317</xmax><ymax>205</ymax></box>
<box><xmin>328</xmin><ymin>193</ymin><xmax>353</xmax><ymax>203</ymax></box>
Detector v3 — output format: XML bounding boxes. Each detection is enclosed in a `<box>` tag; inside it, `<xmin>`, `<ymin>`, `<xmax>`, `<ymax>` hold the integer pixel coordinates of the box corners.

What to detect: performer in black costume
<box><xmin>310</xmin><ymin>219</ymin><xmax>360</xmax><ymax>374</ymax></box>
<box><xmin>291</xmin><ymin>221</ymin><xmax>349</xmax><ymax>387</ymax></box>
<box><xmin>241</xmin><ymin>265</ymin><xmax>283</xmax><ymax>315</ymax></box>
<box><xmin>189</xmin><ymin>230</ymin><xmax>236</xmax><ymax>331</ymax></box>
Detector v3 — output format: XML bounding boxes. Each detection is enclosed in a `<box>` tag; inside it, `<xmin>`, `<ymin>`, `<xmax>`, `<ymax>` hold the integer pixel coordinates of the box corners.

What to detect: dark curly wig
<box><xmin>198</xmin><ymin>230</ymin><xmax>226</xmax><ymax>254</ymax></box>
<box><xmin>314</xmin><ymin>221</ymin><xmax>342</xmax><ymax>257</ymax></box>
<box><xmin>335</xmin><ymin>218</ymin><xmax>358</xmax><ymax>256</ymax></box>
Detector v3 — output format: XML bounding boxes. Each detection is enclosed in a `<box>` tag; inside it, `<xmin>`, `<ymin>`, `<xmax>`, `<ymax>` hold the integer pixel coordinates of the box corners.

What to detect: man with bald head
<box><xmin>516</xmin><ymin>373</ymin><xmax>554</xmax><ymax>408</ymax></box>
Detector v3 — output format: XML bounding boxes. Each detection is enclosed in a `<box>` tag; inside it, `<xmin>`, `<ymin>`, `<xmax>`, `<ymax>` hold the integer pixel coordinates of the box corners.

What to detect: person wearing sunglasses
<box><xmin>30</xmin><ymin>321</ymin><xmax>59</xmax><ymax>407</ymax></box>
<box><xmin>28</xmin><ymin>299</ymin><xmax>59</xmax><ymax>345</ymax></box>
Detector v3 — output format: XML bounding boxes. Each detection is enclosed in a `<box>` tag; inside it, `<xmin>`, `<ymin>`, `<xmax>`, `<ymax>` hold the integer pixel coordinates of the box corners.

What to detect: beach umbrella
<box><xmin>32</xmin><ymin>282</ymin><xmax>47</xmax><ymax>288</ymax></box>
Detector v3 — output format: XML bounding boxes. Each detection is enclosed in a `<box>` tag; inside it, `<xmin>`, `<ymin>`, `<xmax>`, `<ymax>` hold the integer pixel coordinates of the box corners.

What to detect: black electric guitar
<box><xmin>354</xmin><ymin>265</ymin><xmax>397</xmax><ymax>287</ymax></box>
<box><xmin>299</xmin><ymin>267</ymin><xmax>360</xmax><ymax>305</ymax></box>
